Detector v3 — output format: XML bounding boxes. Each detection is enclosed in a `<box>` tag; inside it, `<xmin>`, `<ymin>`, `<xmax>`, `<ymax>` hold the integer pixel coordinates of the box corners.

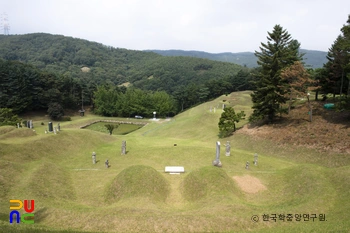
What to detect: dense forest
<box><xmin>147</xmin><ymin>49</ymin><xmax>328</xmax><ymax>68</ymax></box>
<box><xmin>0</xmin><ymin>33</ymin><xmax>255</xmax><ymax>118</ymax></box>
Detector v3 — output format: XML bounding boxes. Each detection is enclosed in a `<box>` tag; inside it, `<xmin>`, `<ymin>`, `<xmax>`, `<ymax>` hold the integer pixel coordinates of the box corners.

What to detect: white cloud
<box><xmin>2</xmin><ymin>0</ymin><xmax>350</xmax><ymax>52</ymax></box>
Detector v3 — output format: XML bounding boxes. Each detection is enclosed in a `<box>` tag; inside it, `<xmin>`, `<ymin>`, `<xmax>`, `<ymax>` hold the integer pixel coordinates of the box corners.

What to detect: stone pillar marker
<box><xmin>105</xmin><ymin>159</ymin><xmax>109</xmax><ymax>168</ymax></box>
<box><xmin>245</xmin><ymin>161</ymin><xmax>250</xmax><ymax>170</ymax></box>
<box><xmin>212</xmin><ymin>141</ymin><xmax>222</xmax><ymax>167</ymax></box>
<box><xmin>57</xmin><ymin>123</ymin><xmax>60</xmax><ymax>131</ymax></box>
<box><xmin>121</xmin><ymin>141</ymin><xmax>126</xmax><ymax>155</ymax></box>
<box><xmin>53</xmin><ymin>127</ymin><xmax>57</xmax><ymax>134</ymax></box>
<box><xmin>92</xmin><ymin>152</ymin><xmax>96</xmax><ymax>164</ymax></box>
<box><xmin>254</xmin><ymin>153</ymin><xmax>258</xmax><ymax>166</ymax></box>
<box><xmin>225</xmin><ymin>141</ymin><xmax>230</xmax><ymax>156</ymax></box>
<box><xmin>29</xmin><ymin>120</ymin><xmax>33</xmax><ymax>129</ymax></box>
<box><xmin>48</xmin><ymin>122</ymin><xmax>53</xmax><ymax>132</ymax></box>
<box><xmin>17</xmin><ymin>123</ymin><xmax>20</xmax><ymax>128</ymax></box>
<box><xmin>214</xmin><ymin>107</ymin><xmax>216</xmax><ymax>113</ymax></box>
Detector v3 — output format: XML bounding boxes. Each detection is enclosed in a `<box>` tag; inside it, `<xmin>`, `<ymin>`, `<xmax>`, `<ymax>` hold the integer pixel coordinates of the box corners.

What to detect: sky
<box><xmin>1</xmin><ymin>0</ymin><xmax>349</xmax><ymax>53</ymax></box>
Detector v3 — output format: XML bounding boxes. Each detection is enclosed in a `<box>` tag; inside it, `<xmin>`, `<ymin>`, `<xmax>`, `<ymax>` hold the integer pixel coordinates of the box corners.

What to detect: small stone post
<box><xmin>225</xmin><ymin>141</ymin><xmax>230</xmax><ymax>156</ymax></box>
<box><xmin>57</xmin><ymin>123</ymin><xmax>60</xmax><ymax>131</ymax></box>
<box><xmin>245</xmin><ymin>161</ymin><xmax>250</xmax><ymax>170</ymax></box>
<box><xmin>105</xmin><ymin>159</ymin><xmax>109</xmax><ymax>168</ymax></box>
<box><xmin>121</xmin><ymin>141</ymin><xmax>126</xmax><ymax>155</ymax></box>
<box><xmin>17</xmin><ymin>123</ymin><xmax>20</xmax><ymax>128</ymax></box>
<box><xmin>254</xmin><ymin>153</ymin><xmax>258</xmax><ymax>166</ymax></box>
<box><xmin>92</xmin><ymin>152</ymin><xmax>96</xmax><ymax>164</ymax></box>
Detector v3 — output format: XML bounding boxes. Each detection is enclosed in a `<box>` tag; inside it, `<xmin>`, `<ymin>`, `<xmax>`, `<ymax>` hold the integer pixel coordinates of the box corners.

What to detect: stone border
<box><xmin>80</xmin><ymin>120</ymin><xmax>148</xmax><ymax>129</ymax></box>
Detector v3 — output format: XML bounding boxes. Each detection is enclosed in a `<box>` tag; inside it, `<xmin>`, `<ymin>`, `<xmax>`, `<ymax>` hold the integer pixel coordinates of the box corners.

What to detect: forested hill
<box><xmin>0</xmin><ymin>33</ymin><xmax>253</xmax><ymax>115</ymax></box>
<box><xmin>147</xmin><ymin>49</ymin><xmax>328</xmax><ymax>68</ymax></box>
<box><xmin>0</xmin><ymin>33</ymin><xmax>243</xmax><ymax>91</ymax></box>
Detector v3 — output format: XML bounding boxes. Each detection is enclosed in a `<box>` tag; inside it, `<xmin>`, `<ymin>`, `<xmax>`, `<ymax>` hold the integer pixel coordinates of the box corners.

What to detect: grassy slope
<box><xmin>0</xmin><ymin>91</ymin><xmax>349</xmax><ymax>232</ymax></box>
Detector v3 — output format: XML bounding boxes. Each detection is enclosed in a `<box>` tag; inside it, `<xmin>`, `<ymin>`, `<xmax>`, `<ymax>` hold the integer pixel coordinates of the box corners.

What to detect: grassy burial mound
<box><xmin>0</xmin><ymin>126</ymin><xmax>36</xmax><ymax>140</ymax></box>
<box><xmin>27</xmin><ymin>162</ymin><xmax>76</xmax><ymax>201</ymax></box>
<box><xmin>182</xmin><ymin>166</ymin><xmax>242</xmax><ymax>202</ymax></box>
<box><xmin>106</xmin><ymin>165</ymin><xmax>170</xmax><ymax>203</ymax></box>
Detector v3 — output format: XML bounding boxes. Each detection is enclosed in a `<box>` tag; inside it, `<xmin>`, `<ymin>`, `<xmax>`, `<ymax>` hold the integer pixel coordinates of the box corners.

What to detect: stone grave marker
<box><xmin>57</xmin><ymin>123</ymin><xmax>60</xmax><ymax>131</ymax></box>
<box><xmin>92</xmin><ymin>152</ymin><xmax>96</xmax><ymax>164</ymax></box>
<box><xmin>212</xmin><ymin>141</ymin><xmax>222</xmax><ymax>167</ymax></box>
<box><xmin>245</xmin><ymin>161</ymin><xmax>250</xmax><ymax>170</ymax></box>
<box><xmin>121</xmin><ymin>141</ymin><xmax>126</xmax><ymax>155</ymax></box>
<box><xmin>17</xmin><ymin>123</ymin><xmax>20</xmax><ymax>128</ymax></box>
<box><xmin>254</xmin><ymin>153</ymin><xmax>258</xmax><ymax>166</ymax></box>
<box><xmin>105</xmin><ymin>159</ymin><xmax>109</xmax><ymax>168</ymax></box>
<box><xmin>48</xmin><ymin>122</ymin><xmax>53</xmax><ymax>132</ymax></box>
<box><xmin>225</xmin><ymin>141</ymin><xmax>230</xmax><ymax>156</ymax></box>
<box><xmin>53</xmin><ymin>127</ymin><xmax>57</xmax><ymax>134</ymax></box>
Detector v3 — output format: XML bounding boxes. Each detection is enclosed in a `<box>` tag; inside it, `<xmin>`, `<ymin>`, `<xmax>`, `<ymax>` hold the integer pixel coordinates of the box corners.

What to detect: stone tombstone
<box><xmin>210</xmin><ymin>107</ymin><xmax>212</xmax><ymax>112</ymax></box>
<box><xmin>53</xmin><ymin>127</ymin><xmax>57</xmax><ymax>134</ymax></box>
<box><xmin>214</xmin><ymin>107</ymin><xmax>216</xmax><ymax>113</ymax></box>
<box><xmin>254</xmin><ymin>153</ymin><xmax>258</xmax><ymax>166</ymax></box>
<box><xmin>48</xmin><ymin>122</ymin><xmax>53</xmax><ymax>132</ymax></box>
<box><xmin>105</xmin><ymin>159</ymin><xmax>109</xmax><ymax>168</ymax></box>
<box><xmin>92</xmin><ymin>152</ymin><xmax>96</xmax><ymax>164</ymax></box>
<box><xmin>45</xmin><ymin>130</ymin><xmax>48</xmax><ymax>134</ymax></box>
<box><xmin>222</xmin><ymin>104</ymin><xmax>226</xmax><ymax>110</ymax></box>
<box><xmin>26</xmin><ymin>120</ymin><xmax>30</xmax><ymax>128</ymax></box>
<box><xmin>29</xmin><ymin>120</ymin><xmax>33</xmax><ymax>129</ymax></box>
<box><xmin>17</xmin><ymin>123</ymin><xmax>20</xmax><ymax>128</ymax></box>
<box><xmin>245</xmin><ymin>161</ymin><xmax>250</xmax><ymax>170</ymax></box>
<box><xmin>212</xmin><ymin>141</ymin><xmax>222</xmax><ymax>167</ymax></box>
<box><xmin>121</xmin><ymin>140</ymin><xmax>127</xmax><ymax>155</ymax></box>
<box><xmin>225</xmin><ymin>141</ymin><xmax>231</xmax><ymax>156</ymax></box>
<box><xmin>57</xmin><ymin>123</ymin><xmax>60</xmax><ymax>131</ymax></box>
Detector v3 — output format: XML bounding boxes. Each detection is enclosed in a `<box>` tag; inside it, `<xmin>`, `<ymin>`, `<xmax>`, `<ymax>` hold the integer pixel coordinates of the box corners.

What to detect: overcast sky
<box><xmin>1</xmin><ymin>0</ymin><xmax>349</xmax><ymax>53</ymax></box>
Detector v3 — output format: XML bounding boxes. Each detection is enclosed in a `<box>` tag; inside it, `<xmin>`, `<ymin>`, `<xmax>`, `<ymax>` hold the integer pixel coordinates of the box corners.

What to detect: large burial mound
<box><xmin>182</xmin><ymin>166</ymin><xmax>242</xmax><ymax>202</ymax></box>
<box><xmin>106</xmin><ymin>165</ymin><xmax>170</xmax><ymax>203</ymax></box>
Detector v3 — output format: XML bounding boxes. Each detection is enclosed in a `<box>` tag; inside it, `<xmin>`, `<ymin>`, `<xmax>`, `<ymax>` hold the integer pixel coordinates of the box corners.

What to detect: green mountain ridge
<box><xmin>0</xmin><ymin>33</ymin><xmax>244</xmax><ymax>89</ymax></box>
<box><xmin>146</xmin><ymin>49</ymin><xmax>328</xmax><ymax>68</ymax></box>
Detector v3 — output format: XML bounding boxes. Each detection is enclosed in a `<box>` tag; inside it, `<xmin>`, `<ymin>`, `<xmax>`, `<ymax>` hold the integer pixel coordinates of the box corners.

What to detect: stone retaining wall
<box><xmin>80</xmin><ymin>120</ymin><xmax>147</xmax><ymax>129</ymax></box>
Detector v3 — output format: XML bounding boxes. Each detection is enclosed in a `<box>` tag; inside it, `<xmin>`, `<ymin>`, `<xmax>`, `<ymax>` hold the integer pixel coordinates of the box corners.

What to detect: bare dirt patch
<box><xmin>237</xmin><ymin>102</ymin><xmax>350</xmax><ymax>154</ymax></box>
<box><xmin>233</xmin><ymin>175</ymin><xmax>267</xmax><ymax>194</ymax></box>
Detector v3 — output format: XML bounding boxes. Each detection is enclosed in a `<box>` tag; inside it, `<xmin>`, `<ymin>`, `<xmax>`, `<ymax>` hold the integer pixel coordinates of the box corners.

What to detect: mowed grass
<box><xmin>0</xmin><ymin>91</ymin><xmax>349</xmax><ymax>232</ymax></box>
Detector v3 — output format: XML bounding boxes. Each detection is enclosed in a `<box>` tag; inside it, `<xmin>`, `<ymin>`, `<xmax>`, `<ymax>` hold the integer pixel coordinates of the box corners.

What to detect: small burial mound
<box><xmin>182</xmin><ymin>166</ymin><xmax>240</xmax><ymax>202</ymax></box>
<box><xmin>106</xmin><ymin>165</ymin><xmax>170</xmax><ymax>203</ymax></box>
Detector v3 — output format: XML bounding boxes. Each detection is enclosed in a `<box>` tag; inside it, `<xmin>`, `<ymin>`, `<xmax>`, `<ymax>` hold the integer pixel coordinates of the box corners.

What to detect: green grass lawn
<box><xmin>0</xmin><ymin>91</ymin><xmax>349</xmax><ymax>232</ymax></box>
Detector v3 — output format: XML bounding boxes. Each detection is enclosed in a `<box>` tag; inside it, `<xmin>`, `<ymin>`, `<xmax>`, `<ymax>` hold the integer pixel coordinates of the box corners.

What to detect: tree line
<box><xmin>250</xmin><ymin>14</ymin><xmax>350</xmax><ymax>124</ymax></box>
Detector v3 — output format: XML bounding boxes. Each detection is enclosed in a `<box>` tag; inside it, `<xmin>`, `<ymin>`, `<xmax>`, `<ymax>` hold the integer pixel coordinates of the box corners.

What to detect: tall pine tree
<box><xmin>324</xmin><ymin>15</ymin><xmax>350</xmax><ymax>97</ymax></box>
<box><xmin>250</xmin><ymin>25</ymin><xmax>303</xmax><ymax>123</ymax></box>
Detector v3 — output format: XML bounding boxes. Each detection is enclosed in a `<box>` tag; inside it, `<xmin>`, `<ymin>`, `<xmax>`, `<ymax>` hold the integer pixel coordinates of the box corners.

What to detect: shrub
<box><xmin>47</xmin><ymin>102</ymin><xmax>64</xmax><ymax>120</ymax></box>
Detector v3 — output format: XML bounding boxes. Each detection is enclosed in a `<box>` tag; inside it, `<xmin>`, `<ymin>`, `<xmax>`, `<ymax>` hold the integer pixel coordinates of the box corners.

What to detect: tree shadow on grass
<box><xmin>33</xmin><ymin>207</ymin><xmax>48</xmax><ymax>223</ymax></box>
